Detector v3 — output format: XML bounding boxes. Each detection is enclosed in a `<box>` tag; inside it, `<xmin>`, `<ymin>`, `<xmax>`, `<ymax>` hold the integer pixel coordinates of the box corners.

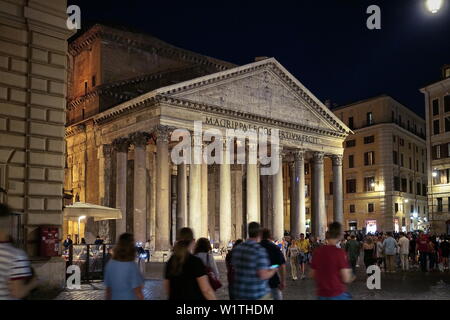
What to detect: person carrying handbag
<box><xmin>194</xmin><ymin>238</ymin><xmax>222</xmax><ymax>290</ymax></box>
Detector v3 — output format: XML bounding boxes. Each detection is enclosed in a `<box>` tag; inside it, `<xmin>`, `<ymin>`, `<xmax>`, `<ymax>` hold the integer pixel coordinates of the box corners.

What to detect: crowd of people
<box><xmin>1</xmin><ymin>200</ymin><xmax>449</xmax><ymax>300</ymax></box>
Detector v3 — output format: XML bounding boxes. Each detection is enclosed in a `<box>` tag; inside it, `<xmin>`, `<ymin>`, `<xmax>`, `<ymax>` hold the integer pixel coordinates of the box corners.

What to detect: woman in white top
<box><xmin>194</xmin><ymin>238</ymin><xmax>219</xmax><ymax>279</ymax></box>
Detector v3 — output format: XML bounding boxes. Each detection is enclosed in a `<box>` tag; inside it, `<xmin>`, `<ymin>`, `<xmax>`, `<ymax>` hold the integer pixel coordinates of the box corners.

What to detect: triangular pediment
<box><xmin>156</xmin><ymin>58</ymin><xmax>350</xmax><ymax>134</ymax></box>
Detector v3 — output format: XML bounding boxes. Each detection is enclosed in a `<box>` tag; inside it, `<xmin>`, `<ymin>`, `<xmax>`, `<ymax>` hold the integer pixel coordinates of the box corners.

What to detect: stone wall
<box><xmin>0</xmin><ymin>0</ymin><xmax>71</xmax><ymax>251</ymax></box>
<box><xmin>0</xmin><ymin>0</ymin><xmax>72</xmax><ymax>287</ymax></box>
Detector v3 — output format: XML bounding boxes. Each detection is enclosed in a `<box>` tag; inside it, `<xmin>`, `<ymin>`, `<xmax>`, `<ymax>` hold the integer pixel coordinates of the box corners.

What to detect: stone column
<box><xmin>312</xmin><ymin>152</ymin><xmax>326</xmax><ymax>240</ymax></box>
<box><xmin>189</xmin><ymin>133</ymin><xmax>202</xmax><ymax>238</ymax></box>
<box><xmin>201</xmin><ymin>161</ymin><xmax>208</xmax><ymax>238</ymax></box>
<box><xmin>290</xmin><ymin>162</ymin><xmax>295</xmax><ymax>236</ymax></box>
<box><xmin>98</xmin><ymin>144</ymin><xmax>113</xmax><ymax>243</ymax></box>
<box><xmin>272</xmin><ymin>149</ymin><xmax>284</xmax><ymax>241</ymax></box>
<box><xmin>220</xmin><ymin>139</ymin><xmax>232</xmax><ymax>248</ymax></box>
<box><xmin>112</xmin><ymin>138</ymin><xmax>129</xmax><ymax>239</ymax></box>
<box><xmin>246</xmin><ymin>143</ymin><xmax>259</xmax><ymax>223</ymax></box>
<box><xmin>130</xmin><ymin>132</ymin><xmax>148</xmax><ymax>244</ymax></box>
<box><xmin>155</xmin><ymin>126</ymin><xmax>171</xmax><ymax>251</ymax></box>
<box><xmin>295</xmin><ymin>150</ymin><xmax>306</xmax><ymax>236</ymax></box>
<box><xmin>332</xmin><ymin>154</ymin><xmax>344</xmax><ymax>225</ymax></box>
<box><xmin>177</xmin><ymin>163</ymin><xmax>188</xmax><ymax>231</ymax></box>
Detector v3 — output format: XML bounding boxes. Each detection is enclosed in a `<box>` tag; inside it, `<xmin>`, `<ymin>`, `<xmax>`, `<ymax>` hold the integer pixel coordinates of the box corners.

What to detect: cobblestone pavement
<box><xmin>55</xmin><ymin>257</ymin><xmax>450</xmax><ymax>300</ymax></box>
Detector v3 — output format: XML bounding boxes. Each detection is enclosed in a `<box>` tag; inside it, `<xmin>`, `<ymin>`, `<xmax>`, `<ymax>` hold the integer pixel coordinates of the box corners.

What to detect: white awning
<box><xmin>64</xmin><ymin>202</ymin><xmax>122</xmax><ymax>221</ymax></box>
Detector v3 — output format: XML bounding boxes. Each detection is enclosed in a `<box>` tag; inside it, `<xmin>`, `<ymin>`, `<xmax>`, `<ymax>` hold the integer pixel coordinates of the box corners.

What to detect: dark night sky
<box><xmin>68</xmin><ymin>0</ymin><xmax>450</xmax><ymax>117</ymax></box>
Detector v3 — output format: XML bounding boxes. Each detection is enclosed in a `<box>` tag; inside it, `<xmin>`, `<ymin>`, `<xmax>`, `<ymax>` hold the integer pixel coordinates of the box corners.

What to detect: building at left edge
<box><xmin>0</xmin><ymin>0</ymin><xmax>73</xmax><ymax>287</ymax></box>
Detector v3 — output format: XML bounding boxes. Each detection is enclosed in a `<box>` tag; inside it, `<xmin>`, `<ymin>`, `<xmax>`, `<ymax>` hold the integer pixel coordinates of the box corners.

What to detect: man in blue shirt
<box><xmin>382</xmin><ymin>232</ymin><xmax>398</xmax><ymax>273</ymax></box>
<box><xmin>231</xmin><ymin>222</ymin><xmax>278</xmax><ymax>300</ymax></box>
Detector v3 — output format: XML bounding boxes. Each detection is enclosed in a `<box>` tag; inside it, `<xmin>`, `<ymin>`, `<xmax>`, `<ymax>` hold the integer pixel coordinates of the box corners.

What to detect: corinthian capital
<box><xmin>112</xmin><ymin>137</ymin><xmax>129</xmax><ymax>153</ymax></box>
<box><xmin>102</xmin><ymin>144</ymin><xmax>112</xmax><ymax>158</ymax></box>
<box><xmin>155</xmin><ymin>125</ymin><xmax>170</xmax><ymax>143</ymax></box>
<box><xmin>293</xmin><ymin>149</ymin><xmax>305</xmax><ymax>162</ymax></box>
<box><xmin>129</xmin><ymin>131</ymin><xmax>150</xmax><ymax>148</ymax></box>
<box><xmin>312</xmin><ymin>152</ymin><xmax>324</xmax><ymax>164</ymax></box>
<box><xmin>331</xmin><ymin>154</ymin><xmax>343</xmax><ymax>166</ymax></box>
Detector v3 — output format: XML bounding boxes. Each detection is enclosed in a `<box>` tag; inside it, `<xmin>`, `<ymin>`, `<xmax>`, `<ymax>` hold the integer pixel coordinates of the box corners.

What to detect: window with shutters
<box><xmin>364</xmin><ymin>135</ymin><xmax>375</xmax><ymax>144</ymax></box>
<box><xmin>364</xmin><ymin>152</ymin><xmax>375</xmax><ymax>166</ymax></box>
<box><xmin>364</xmin><ymin>177</ymin><xmax>375</xmax><ymax>192</ymax></box>
<box><xmin>437</xmin><ymin>198</ymin><xmax>443</xmax><ymax>212</ymax></box>
<box><xmin>393</xmin><ymin>151</ymin><xmax>398</xmax><ymax>165</ymax></box>
<box><xmin>445</xmin><ymin>117</ymin><xmax>450</xmax><ymax>132</ymax></box>
<box><xmin>394</xmin><ymin>177</ymin><xmax>400</xmax><ymax>191</ymax></box>
<box><xmin>434</xmin><ymin>119</ymin><xmax>440</xmax><ymax>135</ymax></box>
<box><xmin>346</xmin><ymin>179</ymin><xmax>357</xmax><ymax>193</ymax></box>
<box><xmin>346</xmin><ymin>139</ymin><xmax>356</xmax><ymax>147</ymax></box>
<box><xmin>445</xmin><ymin>95</ymin><xmax>450</xmax><ymax>113</ymax></box>
<box><xmin>401</xmin><ymin>178</ymin><xmax>407</xmax><ymax>192</ymax></box>
<box><xmin>349</xmin><ymin>204</ymin><xmax>355</xmax><ymax>213</ymax></box>
<box><xmin>348</xmin><ymin>155</ymin><xmax>354</xmax><ymax>168</ymax></box>
<box><xmin>433</xmin><ymin>99</ymin><xmax>439</xmax><ymax>116</ymax></box>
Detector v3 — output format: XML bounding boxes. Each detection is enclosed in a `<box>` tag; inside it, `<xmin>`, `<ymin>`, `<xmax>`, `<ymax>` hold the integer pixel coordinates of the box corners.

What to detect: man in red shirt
<box><xmin>311</xmin><ymin>222</ymin><xmax>355</xmax><ymax>300</ymax></box>
<box><xmin>416</xmin><ymin>232</ymin><xmax>429</xmax><ymax>272</ymax></box>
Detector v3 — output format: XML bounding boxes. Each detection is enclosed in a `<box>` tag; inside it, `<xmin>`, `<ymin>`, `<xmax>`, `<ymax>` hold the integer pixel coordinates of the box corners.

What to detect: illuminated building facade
<box><xmin>332</xmin><ymin>95</ymin><xmax>428</xmax><ymax>233</ymax></box>
<box><xmin>421</xmin><ymin>65</ymin><xmax>450</xmax><ymax>235</ymax></box>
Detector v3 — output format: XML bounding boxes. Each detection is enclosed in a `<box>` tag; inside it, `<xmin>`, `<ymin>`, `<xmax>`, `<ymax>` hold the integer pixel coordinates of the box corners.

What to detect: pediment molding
<box><xmin>157</xmin><ymin>58</ymin><xmax>351</xmax><ymax>135</ymax></box>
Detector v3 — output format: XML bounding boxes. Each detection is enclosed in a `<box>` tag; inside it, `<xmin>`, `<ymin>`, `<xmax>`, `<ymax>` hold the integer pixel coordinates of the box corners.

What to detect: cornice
<box><xmin>65</xmin><ymin>124</ymin><xmax>86</xmax><ymax>138</ymax></box>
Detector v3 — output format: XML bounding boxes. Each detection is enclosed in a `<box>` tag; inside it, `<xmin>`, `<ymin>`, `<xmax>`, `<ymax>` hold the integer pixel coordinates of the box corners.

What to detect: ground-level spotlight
<box><xmin>426</xmin><ymin>0</ymin><xmax>443</xmax><ymax>13</ymax></box>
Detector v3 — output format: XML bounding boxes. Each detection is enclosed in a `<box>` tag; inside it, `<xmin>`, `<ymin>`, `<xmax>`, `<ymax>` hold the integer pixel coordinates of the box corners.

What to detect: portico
<box><xmin>65</xmin><ymin>58</ymin><xmax>350</xmax><ymax>252</ymax></box>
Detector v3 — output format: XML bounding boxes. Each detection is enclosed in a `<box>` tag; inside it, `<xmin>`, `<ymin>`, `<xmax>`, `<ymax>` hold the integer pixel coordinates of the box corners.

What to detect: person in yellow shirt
<box><xmin>296</xmin><ymin>233</ymin><xmax>310</xmax><ymax>279</ymax></box>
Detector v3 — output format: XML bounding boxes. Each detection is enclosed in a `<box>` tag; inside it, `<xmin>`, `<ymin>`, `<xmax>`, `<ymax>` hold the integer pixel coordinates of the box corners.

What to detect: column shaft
<box><xmin>113</xmin><ymin>139</ymin><xmax>128</xmax><ymax>239</ymax></box>
<box><xmin>312</xmin><ymin>152</ymin><xmax>326</xmax><ymax>240</ymax></box>
<box><xmin>155</xmin><ymin>127</ymin><xmax>170</xmax><ymax>251</ymax></box>
<box><xmin>297</xmin><ymin>153</ymin><xmax>306</xmax><ymax>235</ymax></box>
<box><xmin>176</xmin><ymin>163</ymin><xmax>188</xmax><ymax>230</ymax></box>
<box><xmin>131</xmin><ymin>132</ymin><xmax>148</xmax><ymax>244</ymax></box>
<box><xmin>332</xmin><ymin>155</ymin><xmax>344</xmax><ymax>225</ymax></box>
<box><xmin>272</xmin><ymin>153</ymin><xmax>284</xmax><ymax>241</ymax></box>
<box><xmin>189</xmin><ymin>163</ymin><xmax>202</xmax><ymax>237</ymax></box>
<box><xmin>246</xmin><ymin>163</ymin><xmax>259</xmax><ymax>223</ymax></box>
<box><xmin>201</xmin><ymin>162</ymin><xmax>208</xmax><ymax>238</ymax></box>
<box><xmin>220</xmin><ymin>142</ymin><xmax>232</xmax><ymax>247</ymax></box>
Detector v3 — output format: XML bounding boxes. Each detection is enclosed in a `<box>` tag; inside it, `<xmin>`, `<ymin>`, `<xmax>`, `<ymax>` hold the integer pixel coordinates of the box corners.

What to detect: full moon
<box><xmin>426</xmin><ymin>0</ymin><xmax>443</xmax><ymax>13</ymax></box>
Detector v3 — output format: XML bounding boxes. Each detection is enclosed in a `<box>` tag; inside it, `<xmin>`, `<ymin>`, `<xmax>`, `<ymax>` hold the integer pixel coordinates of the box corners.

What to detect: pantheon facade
<box><xmin>65</xmin><ymin>25</ymin><xmax>351</xmax><ymax>252</ymax></box>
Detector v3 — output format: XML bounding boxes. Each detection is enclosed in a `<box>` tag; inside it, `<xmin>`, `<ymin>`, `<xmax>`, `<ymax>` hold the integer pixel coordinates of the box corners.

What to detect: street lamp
<box><xmin>432</xmin><ymin>171</ymin><xmax>438</xmax><ymax>177</ymax></box>
<box><xmin>78</xmin><ymin>215</ymin><xmax>86</xmax><ymax>244</ymax></box>
<box><xmin>426</xmin><ymin>0</ymin><xmax>443</xmax><ymax>13</ymax></box>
